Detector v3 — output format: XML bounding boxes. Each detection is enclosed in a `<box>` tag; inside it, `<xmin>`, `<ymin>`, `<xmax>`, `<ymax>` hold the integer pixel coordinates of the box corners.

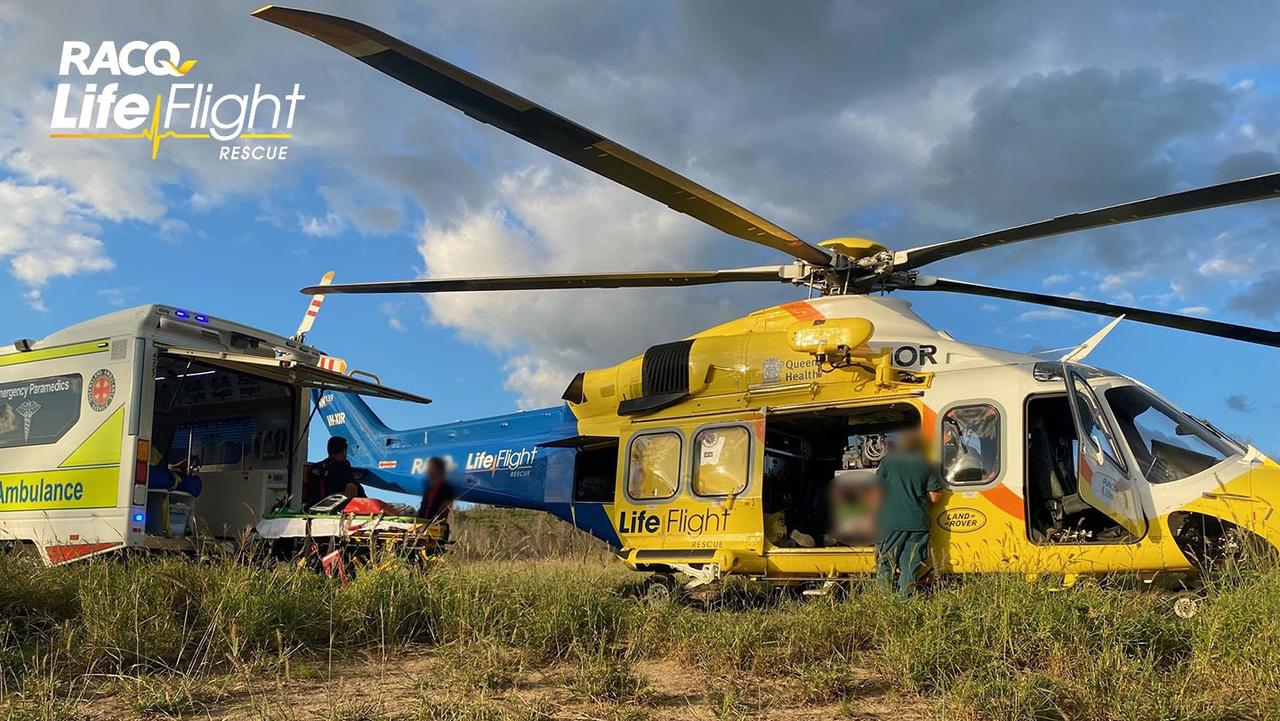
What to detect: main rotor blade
<box><xmin>904</xmin><ymin>277</ymin><xmax>1280</xmax><ymax>348</ymax></box>
<box><xmin>895</xmin><ymin>173</ymin><xmax>1280</xmax><ymax>271</ymax></box>
<box><xmin>255</xmin><ymin>6</ymin><xmax>831</xmax><ymax>267</ymax></box>
<box><xmin>300</xmin><ymin>267</ymin><xmax>794</xmax><ymax>295</ymax></box>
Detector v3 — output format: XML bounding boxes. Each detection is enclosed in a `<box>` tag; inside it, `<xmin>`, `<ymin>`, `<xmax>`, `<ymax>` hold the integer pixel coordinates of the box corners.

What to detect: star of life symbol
<box><xmin>15</xmin><ymin>401</ymin><xmax>40</xmax><ymax>442</ymax></box>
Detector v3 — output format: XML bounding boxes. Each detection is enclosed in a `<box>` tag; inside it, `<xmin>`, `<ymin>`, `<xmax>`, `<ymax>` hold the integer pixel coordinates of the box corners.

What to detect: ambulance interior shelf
<box><xmin>764</xmin><ymin>402</ymin><xmax>921</xmax><ymax>548</ymax></box>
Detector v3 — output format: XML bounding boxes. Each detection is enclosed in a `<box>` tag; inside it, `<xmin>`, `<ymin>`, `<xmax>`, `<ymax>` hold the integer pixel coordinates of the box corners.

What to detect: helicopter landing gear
<box><xmin>641</xmin><ymin>572</ymin><xmax>677</xmax><ymax>605</ymax></box>
<box><xmin>1172</xmin><ymin>594</ymin><xmax>1201</xmax><ymax>619</ymax></box>
<box><xmin>671</xmin><ymin>562</ymin><xmax>722</xmax><ymax>590</ymax></box>
<box><xmin>801</xmin><ymin>578</ymin><xmax>850</xmax><ymax>601</ymax></box>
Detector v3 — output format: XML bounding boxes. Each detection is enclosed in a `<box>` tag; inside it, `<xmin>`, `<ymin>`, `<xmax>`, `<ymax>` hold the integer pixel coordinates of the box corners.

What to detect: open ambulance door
<box><xmin>1062</xmin><ymin>362</ymin><xmax>1147</xmax><ymax>538</ymax></box>
<box><xmin>162</xmin><ymin>349</ymin><xmax>431</xmax><ymax>404</ymax></box>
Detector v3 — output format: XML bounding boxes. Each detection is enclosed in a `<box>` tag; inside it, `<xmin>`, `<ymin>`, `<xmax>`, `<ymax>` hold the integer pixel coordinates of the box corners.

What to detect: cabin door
<box><xmin>1062</xmin><ymin>363</ymin><xmax>1148</xmax><ymax>538</ymax></box>
<box><xmin>615</xmin><ymin>419</ymin><xmax>764</xmax><ymax>556</ymax></box>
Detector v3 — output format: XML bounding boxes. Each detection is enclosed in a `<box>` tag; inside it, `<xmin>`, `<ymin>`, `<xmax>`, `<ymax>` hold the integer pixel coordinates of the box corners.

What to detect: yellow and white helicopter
<box><xmin>256</xmin><ymin>6</ymin><xmax>1280</xmax><ymax>588</ymax></box>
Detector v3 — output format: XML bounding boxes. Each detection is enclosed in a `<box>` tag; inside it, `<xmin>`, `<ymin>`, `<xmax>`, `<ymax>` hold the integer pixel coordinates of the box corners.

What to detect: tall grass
<box><xmin>0</xmin><ymin>527</ymin><xmax>1276</xmax><ymax>719</ymax></box>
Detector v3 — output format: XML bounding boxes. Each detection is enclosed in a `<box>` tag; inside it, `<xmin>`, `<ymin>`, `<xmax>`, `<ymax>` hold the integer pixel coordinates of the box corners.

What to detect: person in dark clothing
<box><xmin>310</xmin><ymin>436</ymin><xmax>364</xmax><ymax>501</ymax></box>
<box><xmin>418</xmin><ymin>457</ymin><xmax>453</xmax><ymax>519</ymax></box>
<box><xmin>418</xmin><ymin>456</ymin><xmax>454</xmax><ymax>540</ymax></box>
<box><xmin>874</xmin><ymin>429</ymin><xmax>943</xmax><ymax>597</ymax></box>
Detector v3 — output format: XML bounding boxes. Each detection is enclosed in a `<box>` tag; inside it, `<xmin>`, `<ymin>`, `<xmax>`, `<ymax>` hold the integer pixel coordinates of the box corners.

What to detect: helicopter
<box><xmin>254</xmin><ymin>6</ymin><xmax>1280</xmax><ymax>589</ymax></box>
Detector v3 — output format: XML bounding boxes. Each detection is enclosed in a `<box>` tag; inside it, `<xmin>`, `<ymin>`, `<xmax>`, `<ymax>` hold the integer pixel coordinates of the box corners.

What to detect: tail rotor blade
<box><xmin>295</xmin><ymin>270</ymin><xmax>335</xmax><ymax>340</ymax></box>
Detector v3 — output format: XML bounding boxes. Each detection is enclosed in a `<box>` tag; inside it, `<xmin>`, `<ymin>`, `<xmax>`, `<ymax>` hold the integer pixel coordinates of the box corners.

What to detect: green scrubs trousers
<box><xmin>875</xmin><ymin>529</ymin><xmax>930</xmax><ymax>598</ymax></box>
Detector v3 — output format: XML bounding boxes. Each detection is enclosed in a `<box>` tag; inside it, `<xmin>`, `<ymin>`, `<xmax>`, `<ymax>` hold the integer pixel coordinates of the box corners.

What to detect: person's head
<box><xmin>327</xmin><ymin>436</ymin><xmax>348</xmax><ymax>460</ymax></box>
<box><xmin>426</xmin><ymin>456</ymin><xmax>446</xmax><ymax>481</ymax></box>
<box><xmin>895</xmin><ymin>428</ymin><xmax>925</xmax><ymax>454</ymax></box>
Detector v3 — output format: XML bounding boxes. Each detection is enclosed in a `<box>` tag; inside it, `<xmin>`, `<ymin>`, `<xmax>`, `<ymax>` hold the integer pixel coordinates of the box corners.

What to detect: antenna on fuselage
<box><xmin>1060</xmin><ymin>315</ymin><xmax>1125</xmax><ymax>363</ymax></box>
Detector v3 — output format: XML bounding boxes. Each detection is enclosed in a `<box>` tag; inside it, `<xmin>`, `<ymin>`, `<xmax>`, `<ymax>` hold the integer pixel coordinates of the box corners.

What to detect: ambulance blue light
<box><xmin>195</xmin><ymin>314</ymin><xmax>209</xmax><ymax>323</ymax></box>
<box><xmin>174</xmin><ymin>310</ymin><xmax>189</xmax><ymax>319</ymax></box>
<box><xmin>133</xmin><ymin>512</ymin><xmax>145</xmax><ymax>523</ymax></box>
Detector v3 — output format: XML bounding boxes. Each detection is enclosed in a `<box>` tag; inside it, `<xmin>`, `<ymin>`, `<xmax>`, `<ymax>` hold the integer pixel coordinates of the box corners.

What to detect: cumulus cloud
<box><xmin>1198</xmin><ymin>256</ymin><xmax>1250</xmax><ymax>277</ymax></box>
<box><xmin>0</xmin><ymin>0</ymin><xmax>483</xmax><ymax>305</ymax></box>
<box><xmin>1016</xmin><ymin>308</ymin><xmax>1070</xmax><ymax>322</ymax></box>
<box><xmin>378</xmin><ymin>301</ymin><xmax>407</xmax><ymax>332</ymax></box>
<box><xmin>0</xmin><ymin>181</ymin><xmax>114</xmax><ymax>308</ymax></box>
<box><xmin>417</xmin><ymin>169</ymin><xmax>762</xmax><ymax>406</ymax></box>
<box><xmin>299</xmin><ymin>212</ymin><xmax>344</xmax><ymax>238</ymax></box>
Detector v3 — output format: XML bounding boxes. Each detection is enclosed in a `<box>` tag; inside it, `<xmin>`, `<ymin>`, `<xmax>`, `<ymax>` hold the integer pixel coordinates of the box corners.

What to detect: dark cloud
<box><xmin>926</xmin><ymin>68</ymin><xmax>1231</xmax><ymax>225</ymax></box>
<box><xmin>1227</xmin><ymin>270</ymin><xmax>1280</xmax><ymax>321</ymax></box>
<box><xmin>1216</xmin><ymin>150</ymin><xmax>1280</xmax><ymax>183</ymax></box>
<box><xmin>1226</xmin><ymin>394</ymin><xmax>1253</xmax><ymax>412</ymax></box>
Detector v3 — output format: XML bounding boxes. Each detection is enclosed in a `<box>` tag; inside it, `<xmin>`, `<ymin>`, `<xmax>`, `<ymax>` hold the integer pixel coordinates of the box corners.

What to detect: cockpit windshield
<box><xmin>1103</xmin><ymin>384</ymin><xmax>1236</xmax><ymax>484</ymax></box>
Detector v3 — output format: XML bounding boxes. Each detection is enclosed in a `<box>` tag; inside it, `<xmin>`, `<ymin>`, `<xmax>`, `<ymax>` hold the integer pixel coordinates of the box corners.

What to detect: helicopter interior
<box><xmin>572</xmin><ymin>439</ymin><xmax>620</xmax><ymax>504</ymax></box>
<box><xmin>1024</xmin><ymin>394</ymin><xmax>1131</xmax><ymax>545</ymax></box>
<box><xmin>765</xmin><ymin>403</ymin><xmax>920</xmax><ymax>548</ymax></box>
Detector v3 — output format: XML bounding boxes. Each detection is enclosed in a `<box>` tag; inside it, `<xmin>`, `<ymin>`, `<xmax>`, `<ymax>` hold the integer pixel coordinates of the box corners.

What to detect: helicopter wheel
<box><xmin>1171</xmin><ymin>593</ymin><xmax>1201</xmax><ymax>619</ymax></box>
<box><xmin>642</xmin><ymin>573</ymin><xmax>677</xmax><ymax>605</ymax></box>
<box><xmin>801</xmin><ymin>578</ymin><xmax>850</xmax><ymax>602</ymax></box>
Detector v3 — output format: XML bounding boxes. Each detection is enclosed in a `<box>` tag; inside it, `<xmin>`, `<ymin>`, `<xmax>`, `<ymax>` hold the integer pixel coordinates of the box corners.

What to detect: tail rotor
<box><xmin>294</xmin><ymin>270</ymin><xmax>335</xmax><ymax>342</ymax></box>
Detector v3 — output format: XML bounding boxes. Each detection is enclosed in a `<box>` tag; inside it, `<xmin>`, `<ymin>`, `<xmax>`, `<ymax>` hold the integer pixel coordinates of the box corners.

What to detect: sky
<box><xmin>0</xmin><ymin>0</ymin><xmax>1277</xmax><ymax>461</ymax></box>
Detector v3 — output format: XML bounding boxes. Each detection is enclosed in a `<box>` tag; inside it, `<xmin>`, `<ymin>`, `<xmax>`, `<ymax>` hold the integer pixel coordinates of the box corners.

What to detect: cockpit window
<box><xmin>1104</xmin><ymin>385</ymin><xmax>1233</xmax><ymax>484</ymax></box>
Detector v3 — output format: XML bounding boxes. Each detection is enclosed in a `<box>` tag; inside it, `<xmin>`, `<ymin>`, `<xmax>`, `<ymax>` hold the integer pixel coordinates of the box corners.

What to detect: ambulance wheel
<box><xmin>642</xmin><ymin>573</ymin><xmax>677</xmax><ymax>605</ymax></box>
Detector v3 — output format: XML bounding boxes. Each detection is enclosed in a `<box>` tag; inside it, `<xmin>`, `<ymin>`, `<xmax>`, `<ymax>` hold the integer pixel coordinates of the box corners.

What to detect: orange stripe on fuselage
<box><xmin>981</xmin><ymin>484</ymin><xmax>1026</xmax><ymax>521</ymax></box>
<box><xmin>781</xmin><ymin>301</ymin><xmax>823</xmax><ymax>321</ymax></box>
<box><xmin>920</xmin><ymin>403</ymin><xmax>938</xmax><ymax>443</ymax></box>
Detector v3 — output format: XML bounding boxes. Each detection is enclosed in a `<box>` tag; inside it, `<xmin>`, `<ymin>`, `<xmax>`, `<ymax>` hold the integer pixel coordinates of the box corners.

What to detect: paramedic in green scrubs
<box><xmin>874</xmin><ymin>429</ymin><xmax>943</xmax><ymax>597</ymax></box>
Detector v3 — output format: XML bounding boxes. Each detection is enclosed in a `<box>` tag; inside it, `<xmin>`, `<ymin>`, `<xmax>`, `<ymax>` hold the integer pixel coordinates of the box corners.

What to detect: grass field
<box><xmin>0</xmin><ymin>509</ymin><xmax>1277</xmax><ymax>721</ymax></box>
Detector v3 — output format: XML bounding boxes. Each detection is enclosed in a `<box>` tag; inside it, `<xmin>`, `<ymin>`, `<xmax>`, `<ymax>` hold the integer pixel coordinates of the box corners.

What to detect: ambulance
<box><xmin>0</xmin><ymin>303</ymin><xmax>428</xmax><ymax>564</ymax></box>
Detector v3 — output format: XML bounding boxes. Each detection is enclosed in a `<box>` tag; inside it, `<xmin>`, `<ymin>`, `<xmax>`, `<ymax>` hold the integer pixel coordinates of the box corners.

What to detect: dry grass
<box><xmin>0</xmin><ymin>509</ymin><xmax>1275</xmax><ymax>720</ymax></box>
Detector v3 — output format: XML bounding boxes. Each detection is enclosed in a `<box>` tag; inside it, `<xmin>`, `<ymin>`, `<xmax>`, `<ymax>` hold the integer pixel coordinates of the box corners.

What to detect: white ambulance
<box><xmin>0</xmin><ymin>304</ymin><xmax>427</xmax><ymax>563</ymax></box>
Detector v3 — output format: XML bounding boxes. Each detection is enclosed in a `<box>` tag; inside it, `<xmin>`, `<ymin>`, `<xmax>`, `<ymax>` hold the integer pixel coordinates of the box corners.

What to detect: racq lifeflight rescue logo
<box><xmin>49</xmin><ymin>41</ymin><xmax>304</xmax><ymax>161</ymax></box>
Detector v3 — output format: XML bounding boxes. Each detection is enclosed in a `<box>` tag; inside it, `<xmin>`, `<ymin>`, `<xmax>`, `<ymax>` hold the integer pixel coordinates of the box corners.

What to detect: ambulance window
<box><xmin>0</xmin><ymin>374</ymin><xmax>83</xmax><ymax>449</ymax></box>
<box><xmin>692</xmin><ymin>426</ymin><xmax>750</xmax><ymax>496</ymax></box>
<box><xmin>941</xmin><ymin>404</ymin><xmax>1000</xmax><ymax>485</ymax></box>
<box><xmin>627</xmin><ymin>432</ymin><xmax>681</xmax><ymax>500</ymax></box>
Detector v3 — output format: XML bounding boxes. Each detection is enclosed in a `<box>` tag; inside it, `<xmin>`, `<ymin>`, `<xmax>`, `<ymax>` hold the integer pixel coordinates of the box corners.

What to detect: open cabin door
<box><xmin>162</xmin><ymin>348</ymin><xmax>431</xmax><ymax>404</ymax></box>
<box><xmin>1062</xmin><ymin>363</ymin><xmax>1147</xmax><ymax>538</ymax></box>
